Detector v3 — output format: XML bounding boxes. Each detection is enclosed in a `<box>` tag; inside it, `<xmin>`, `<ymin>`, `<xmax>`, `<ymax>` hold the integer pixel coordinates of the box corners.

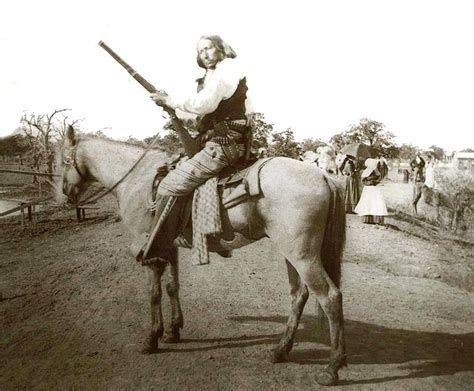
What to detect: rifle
<box><xmin>98</xmin><ymin>40</ymin><xmax>199</xmax><ymax>157</ymax></box>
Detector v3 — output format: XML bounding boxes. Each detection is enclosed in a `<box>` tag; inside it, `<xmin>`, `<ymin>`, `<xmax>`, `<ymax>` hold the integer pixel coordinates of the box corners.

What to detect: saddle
<box><xmin>150</xmin><ymin>155</ymin><xmax>272</xmax><ymax>209</ymax></box>
<box><xmin>139</xmin><ymin>156</ymin><xmax>273</xmax><ymax>265</ymax></box>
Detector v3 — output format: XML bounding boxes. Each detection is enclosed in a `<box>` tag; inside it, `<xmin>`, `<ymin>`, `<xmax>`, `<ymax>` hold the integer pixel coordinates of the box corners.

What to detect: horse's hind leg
<box><xmin>290</xmin><ymin>259</ymin><xmax>346</xmax><ymax>386</ymax></box>
<box><xmin>272</xmin><ymin>259</ymin><xmax>309</xmax><ymax>363</ymax></box>
<box><xmin>142</xmin><ymin>262</ymin><xmax>167</xmax><ymax>354</ymax></box>
<box><xmin>162</xmin><ymin>248</ymin><xmax>183</xmax><ymax>343</ymax></box>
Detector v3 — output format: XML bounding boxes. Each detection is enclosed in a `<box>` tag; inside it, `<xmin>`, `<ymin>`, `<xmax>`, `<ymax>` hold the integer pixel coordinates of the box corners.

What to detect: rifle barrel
<box><xmin>98</xmin><ymin>41</ymin><xmax>157</xmax><ymax>93</ymax></box>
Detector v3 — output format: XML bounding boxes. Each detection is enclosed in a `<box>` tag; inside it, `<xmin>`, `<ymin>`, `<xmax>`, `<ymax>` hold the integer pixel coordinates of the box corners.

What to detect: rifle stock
<box><xmin>98</xmin><ymin>40</ymin><xmax>199</xmax><ymax>157</ymax></box>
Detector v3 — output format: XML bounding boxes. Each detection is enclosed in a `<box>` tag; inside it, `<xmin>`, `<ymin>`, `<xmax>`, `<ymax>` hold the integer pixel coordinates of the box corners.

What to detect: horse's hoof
<box><xmin>141</xmin><ymin>335</ymin><xmax>159</xmax><ymax>354</ymax></box>
<box><xmin>271</xmin><ymin>348</ymin><xmax>289</xmax><ymax>363</ymax></box>
<box><xmin>141</xmin><ymin>345</ymin><xmax>158</xmax><ymax>354</ymax></box>
<box><xmin>316</xmin><ymin>370</ymin><xmax>338</xmax><ymax>386</ymax></box>
<box><xmin>161</xmin><ymin>332</ymin><xmax>180</xmax><ymax>343</ymax></box>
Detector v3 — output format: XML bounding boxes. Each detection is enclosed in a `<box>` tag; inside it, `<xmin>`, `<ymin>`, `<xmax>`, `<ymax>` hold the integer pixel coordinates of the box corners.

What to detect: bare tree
<box><xmin>20</xmin><ymin>109</ymin><xmax>82</xmax><ymax>180</ymax></box>
<box><xmin>58</xmin><ymin>113</ymin><xmax>83</xmax><ymax>139</ymax></box>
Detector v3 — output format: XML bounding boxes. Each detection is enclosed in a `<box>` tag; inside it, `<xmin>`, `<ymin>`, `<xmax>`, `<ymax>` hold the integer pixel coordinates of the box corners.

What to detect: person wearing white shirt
<box><xmin>151</xmin><ymin>35</ymin><xmax>250</xmax><ymax>196</ymax></box>
<box><xmin>424</xmin><ymin>155</ymin><xmax>436</xmax><ymax>189</ymax></box>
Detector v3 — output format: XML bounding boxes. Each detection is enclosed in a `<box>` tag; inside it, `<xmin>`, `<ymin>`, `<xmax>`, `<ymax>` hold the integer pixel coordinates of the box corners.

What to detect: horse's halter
<box><xmin>63</xmin><ymin>145</ymin><xmax>86</xmax><ymax>180</ymax></box>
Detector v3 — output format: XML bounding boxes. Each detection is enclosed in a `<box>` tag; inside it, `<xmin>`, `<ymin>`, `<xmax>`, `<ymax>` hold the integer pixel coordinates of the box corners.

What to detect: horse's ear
<box><xmin>65</xmin><ymin>125</ymin><xmax>76</xmax><ymax>146</ymax></box>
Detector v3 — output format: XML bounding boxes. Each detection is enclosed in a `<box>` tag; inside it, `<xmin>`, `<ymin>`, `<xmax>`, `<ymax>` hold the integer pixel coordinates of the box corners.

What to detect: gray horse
<box><xmin>57</xmin><ymin>126</ymin><xmax>347</xmax><ymax>386</ymax></box>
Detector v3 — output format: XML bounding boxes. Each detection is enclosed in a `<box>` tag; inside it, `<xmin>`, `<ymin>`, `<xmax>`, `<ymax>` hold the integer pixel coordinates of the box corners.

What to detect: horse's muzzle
<box><xmin>62</xmin><ymin>183</ymin><xmax>79</xmax><ymax>205</ymax></box>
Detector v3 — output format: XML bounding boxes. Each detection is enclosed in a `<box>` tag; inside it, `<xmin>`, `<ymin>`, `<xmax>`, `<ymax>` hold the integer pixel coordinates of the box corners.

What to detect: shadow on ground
<box><xmin>164</xmin><ymin>314</ymin><xmax>473</xmax><ymax>386</ymax></box>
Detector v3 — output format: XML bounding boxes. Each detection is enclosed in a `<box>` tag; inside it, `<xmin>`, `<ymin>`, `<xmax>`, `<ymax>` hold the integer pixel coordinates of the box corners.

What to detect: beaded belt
<box><xmin>206</xmin><ymin>119</ymin><xmax>249</xmax><ymax>145</ymax></box>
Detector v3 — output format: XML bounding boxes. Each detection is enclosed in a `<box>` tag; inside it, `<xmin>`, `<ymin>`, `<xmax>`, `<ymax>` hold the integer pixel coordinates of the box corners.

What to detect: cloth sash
<box><xmin>192</xmin><ymin>177</ymin><xmax>222</xmax><ymax>265</ymax></box>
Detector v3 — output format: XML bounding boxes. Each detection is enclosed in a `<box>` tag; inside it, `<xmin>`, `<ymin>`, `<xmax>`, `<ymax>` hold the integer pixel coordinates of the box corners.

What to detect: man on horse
<box><xmin>142</xmin><ymin>35</ymin><xmax>252</xmax><ymax>261</ymax></box>
<box><xmin>410</xmin><ymin>152</ymin><xmax>426</xmax><ymax>214</ymax></box>
<box><xmin>150</xmin><ymin>35</ymin><xmax>251</xmax><ymax>195</ymax></box>
<box><xmin>410</xmin><ymin>152</ymin><xmax>425</xmax><ymax>174</ymax></box>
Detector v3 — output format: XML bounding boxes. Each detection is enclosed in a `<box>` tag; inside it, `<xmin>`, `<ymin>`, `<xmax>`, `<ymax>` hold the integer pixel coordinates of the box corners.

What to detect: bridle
<box><xmin>62</xmin><ymin>138</ymin><xmax>160</xmax><ymax>206</ymax></box>
<box><xmin>63</xmin><ymin>146</ymin><xmax>86</xmax><ymax>180</ymax></box>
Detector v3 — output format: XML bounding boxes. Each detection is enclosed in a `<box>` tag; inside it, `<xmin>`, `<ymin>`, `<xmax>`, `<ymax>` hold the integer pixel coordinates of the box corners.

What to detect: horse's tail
<box><xmin>321</xmin><ymin>175</ymin><xmax>346</xmax><ymax>288</ymax></box>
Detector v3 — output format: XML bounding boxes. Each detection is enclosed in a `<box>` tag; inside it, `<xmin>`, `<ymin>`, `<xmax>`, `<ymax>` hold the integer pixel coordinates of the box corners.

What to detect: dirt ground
<box><xmin>1</xmin><ymin>171</ymin><xmax>473</xmax><ymax>390</ymax></box>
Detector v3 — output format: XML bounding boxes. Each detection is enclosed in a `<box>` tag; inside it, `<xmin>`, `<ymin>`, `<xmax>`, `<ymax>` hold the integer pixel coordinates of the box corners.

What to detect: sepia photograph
<box><xmin>1</xmin><ymin>0</ymin><xmax>473</xmax><ymax>389</ymax></box>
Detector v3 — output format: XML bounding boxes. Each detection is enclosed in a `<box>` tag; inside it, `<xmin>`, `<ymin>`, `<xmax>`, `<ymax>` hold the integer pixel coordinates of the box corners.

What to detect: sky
<box><xmin>1</xmin><ymin>0</ymin><xmax>473</xmax><ymax>152</ymax></box>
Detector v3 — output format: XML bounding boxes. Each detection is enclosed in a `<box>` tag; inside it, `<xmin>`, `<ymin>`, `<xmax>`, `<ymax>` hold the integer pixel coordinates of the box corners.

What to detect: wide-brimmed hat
<box><xmin>361</xmin><ymin>158</ymin><xmax>380</xmax><ymax>178</ymax></box>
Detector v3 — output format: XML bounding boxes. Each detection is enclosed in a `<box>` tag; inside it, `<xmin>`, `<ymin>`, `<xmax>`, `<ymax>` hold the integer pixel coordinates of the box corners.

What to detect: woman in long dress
<box><xmin>340</xmin><ymin>155</ymin><xmax>361</xmax><ymax>213</ymax></box>
<box><xmin>355</xmin><ymin>158</ymin><xmax>388</xmax><ymax>224</ymax></box>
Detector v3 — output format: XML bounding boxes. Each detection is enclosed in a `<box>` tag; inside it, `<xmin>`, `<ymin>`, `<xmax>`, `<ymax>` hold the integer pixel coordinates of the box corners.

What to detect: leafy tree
<box><xmin>328</xmin><ymin>133</ymin><xmax>350</xmax><ymax>153</ymax></box>
<box><xmin>0</xmin><ymin>134</ymin><xmax>28</xmax><ymax>163</ymax></box>
<box><xmin>384</xmin><ymin>145</ymin><xmax>400</xmax><ymax>159</ymax></box>
<box><xmin>329</xmin><ymin>118</ymin><xmax>399</xmax><ymax>158</ymax></box>
<box><xmin>434</xmin><ymin>168</ymin><xmax>474</xmax><ymax>234</ymax></box>
<box><xmin>460</xmin><ymin>148</ymin><xmax>474</xmax><ymax>152</ymax></box>
<box><xmin>268</xmin><ymin>128</ymin><xmax>301</xmax><ymax>159</ymax></box>
<box><xmin>247</xmin><ymin>112</ymin><xmax>272</xmax><ymax>150</ymax></box>
<box><xmin>300</xmin><ymin>137</ymin><xmax>327</xmax><ymax>153</ymax></box>
<box><xmin>143</xmin><ymin>118</ymin><xmax>192</xmax><ymax>153</ymax></box>
<box><xmin>398</xmin><ymin>143</ymin><xmax>420</xmax><ymax>160</ymax></box>
<box><xmin>427</xmin><ymin>145</ymin><xmax>445</xmax><ymax>160</ymax></box>
<box><xmin>159</xmin><ymin>131</ymin><xmax>182</xmax><ymax>153</ymax></box>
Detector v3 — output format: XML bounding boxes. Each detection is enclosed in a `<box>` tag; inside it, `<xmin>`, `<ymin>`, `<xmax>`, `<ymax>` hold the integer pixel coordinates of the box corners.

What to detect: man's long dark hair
<box><xmin>196</xmin><ymin>35</ymin><xmax>237</xmax><ymax>69</ymax></box>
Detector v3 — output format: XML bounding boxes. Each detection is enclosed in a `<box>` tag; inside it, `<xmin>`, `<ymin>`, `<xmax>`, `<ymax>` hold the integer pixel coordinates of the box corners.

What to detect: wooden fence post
<box><xmin>20</xmin><ymin>207</ymin><xmax>25</xmax><ymax>228</ymax></box>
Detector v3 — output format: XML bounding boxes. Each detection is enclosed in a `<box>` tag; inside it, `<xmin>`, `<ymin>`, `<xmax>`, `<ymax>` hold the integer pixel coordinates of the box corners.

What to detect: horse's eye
<box><xmin>63</xmin><ymin>157</ymin><xmax>72</xmax><ymax>165</ymax></box>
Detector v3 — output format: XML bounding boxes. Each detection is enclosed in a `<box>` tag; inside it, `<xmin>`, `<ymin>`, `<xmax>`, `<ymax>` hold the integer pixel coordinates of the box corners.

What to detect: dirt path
<box><xmin>1</xmin><ymin>193</ymin><xmax>473</xmax><ymax>390</ymax></box>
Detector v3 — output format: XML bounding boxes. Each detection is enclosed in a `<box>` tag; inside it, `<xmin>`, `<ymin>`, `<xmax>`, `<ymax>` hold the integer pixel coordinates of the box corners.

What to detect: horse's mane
<box><xmin>77</xmin><ymin>135</ymin><xmax>167</xmax><ymax>153</ymax></box>
<box><xmin>56</xmin><ymin>135</ymin><xmax>170</xmax><ymax>176</ymax></box>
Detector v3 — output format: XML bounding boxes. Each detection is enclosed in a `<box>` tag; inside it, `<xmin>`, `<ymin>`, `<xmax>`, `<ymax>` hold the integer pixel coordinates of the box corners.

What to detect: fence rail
<box><xmin>0</xmin><ymin>169</ymin><xmax>60</xmax><ymax>177</ymax></box>
<box><xmin>0</xmin><ymin>196</ymin><xmax>53</xmax><ymax>227</ymax></box>
<box><xmin>1</xmin><ymin>168</ymin><xmax>100</xmax><ymax>225</ymax></box>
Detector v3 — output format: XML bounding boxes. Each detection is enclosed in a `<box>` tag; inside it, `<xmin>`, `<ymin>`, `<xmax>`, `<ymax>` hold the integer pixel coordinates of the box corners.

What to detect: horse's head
<box><xmin>56</xmin><ymin>125</ymin><xmax>89</xmax><ymax>205</ymax></box>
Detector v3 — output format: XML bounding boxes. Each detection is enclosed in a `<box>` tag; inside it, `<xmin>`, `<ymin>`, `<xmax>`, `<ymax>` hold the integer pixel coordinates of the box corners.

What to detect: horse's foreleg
<box><xmin>272</xmin><ymin>259</ymin><xmax>309</xmax><ymax>363</ymax></box>
<box><xmin>142</xmin><ymin>262</ymin><xmax>167</xmax><ymax>354</ymax></box>
<box><xmin>162</xmin><ymin>248</ymin><xmax>183</xmax><ymax>343</ymax></box>
<box><xmin>292</xmin><ymin>260</ymin><xmax>346</xmax><ymax>386</ymax></box>
<box><xmin>412</xmin><ymin>184</ymin><xmax>422</xmax><ymax>214</ymax></box>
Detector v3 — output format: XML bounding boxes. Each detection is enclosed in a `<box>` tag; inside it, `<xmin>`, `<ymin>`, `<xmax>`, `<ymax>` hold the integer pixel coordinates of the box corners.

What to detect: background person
<box><xmin>355</xmin><ymin>158</ymin><xmax>388</xmax><ymax>224</ymax></box>
<box><xmin>339</xmin><ymin>154</ymin><xmax>361</xmax><ymax>213</ymax></box>
<box><xmin>423</xmin><ymin>154</ymin><xmax>437</xmax><ymax>204</ymax></box>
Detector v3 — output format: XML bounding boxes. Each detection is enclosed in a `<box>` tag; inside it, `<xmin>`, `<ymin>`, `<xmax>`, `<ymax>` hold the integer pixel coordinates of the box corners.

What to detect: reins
<box><xmin>76</xmin><ymin>136</ymin><xmax>160</xmax><ymax>206</ymax></box>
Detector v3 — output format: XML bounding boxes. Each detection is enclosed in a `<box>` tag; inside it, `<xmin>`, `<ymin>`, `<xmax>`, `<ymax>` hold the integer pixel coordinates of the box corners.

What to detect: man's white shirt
<box><xmin>171</xmin><ymin>58</ymin><xmax>245</xmax><ymax>116</ymax></box>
